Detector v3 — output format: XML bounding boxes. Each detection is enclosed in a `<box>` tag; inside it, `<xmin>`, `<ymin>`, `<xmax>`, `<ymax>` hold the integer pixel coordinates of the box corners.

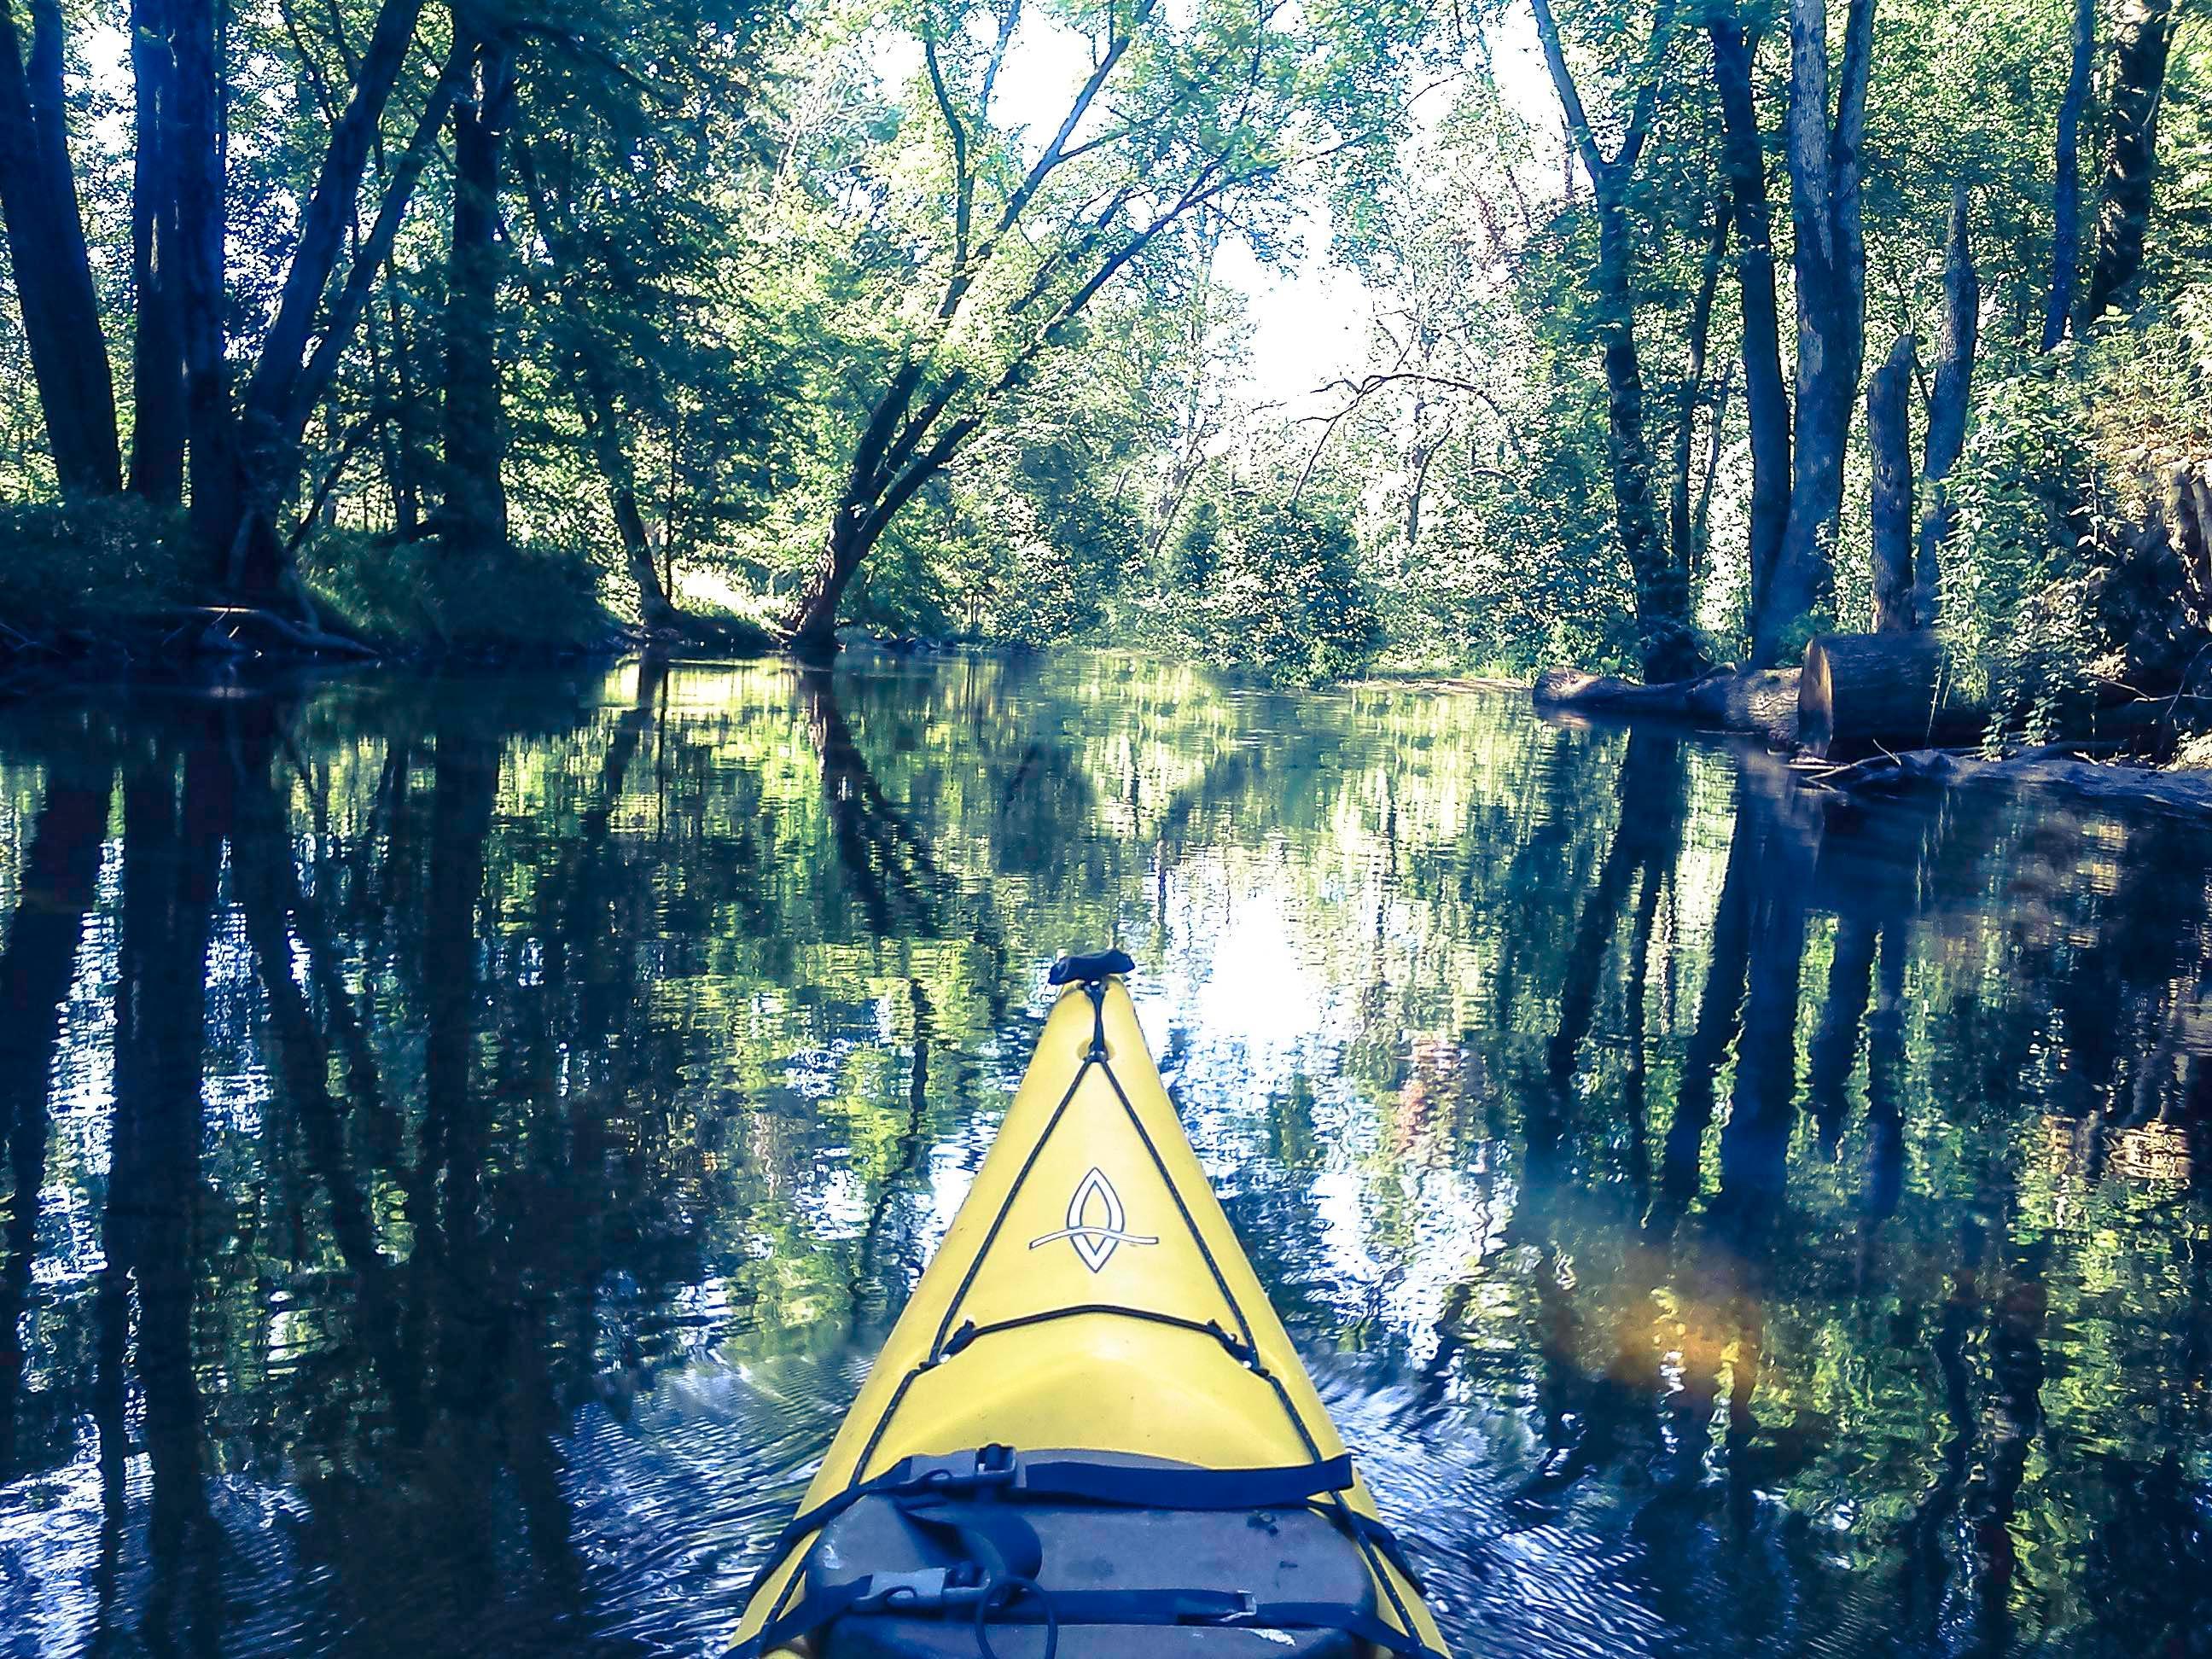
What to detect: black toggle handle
<box><xmin>1048</xmin><ymin>948</ymin><xmax>1135</xmax><ymax>986</ymax></box>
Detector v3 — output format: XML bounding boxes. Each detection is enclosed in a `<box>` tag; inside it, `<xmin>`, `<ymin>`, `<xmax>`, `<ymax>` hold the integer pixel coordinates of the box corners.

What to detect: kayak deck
<box><xmin>733</xmin><ymin>969</ymin><xmax>1446</xmax><ymax>1658</ymax></box>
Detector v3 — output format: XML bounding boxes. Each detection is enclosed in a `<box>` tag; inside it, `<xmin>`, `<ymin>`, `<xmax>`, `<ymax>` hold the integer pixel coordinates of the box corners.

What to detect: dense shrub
<box><xmin>1945</xmin><ymin>288</ymin><xmax>2212</xmax><ymax>739</ymax></box>
<box><xmin>0</xmin><ymin>498</ymin><xmax>194</xmax><ymax>632</ymax></box>
<box><xmin>1129</xmin><ymin>492</ymin><xmax>1382</xmax><ymax>684</ymax></box>
<box><xmin>301</xmin><ymin>532</ymin><xmax>618</xmax><ymax>649</ymax></box>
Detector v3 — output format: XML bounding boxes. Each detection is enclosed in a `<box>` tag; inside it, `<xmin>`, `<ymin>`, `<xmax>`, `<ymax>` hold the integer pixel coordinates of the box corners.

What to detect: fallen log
<box><xmin>1532</xmin><ymin>667</ymin><xmax>1709</xmax><ymax>713</ymax></box>
<box><xmin>1532</xmin><ymin>664</ymin><xmax>1798</xmax><ymax>743</ymax></box>
<box><xmin>1797</xmin><ymin>632</ymin><xmax>1985</xmax><ymax>759</ymax></box>
<box><xmin>1683</xmin><ymin>666</ymin><xmax>1798</xmax><ymax>745</ymax></box>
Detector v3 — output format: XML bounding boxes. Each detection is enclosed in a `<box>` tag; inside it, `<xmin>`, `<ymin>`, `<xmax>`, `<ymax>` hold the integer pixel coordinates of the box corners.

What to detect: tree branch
<box><xmin>979</xmin><ymin>0</ymin><xmax>1022</xmax><ymax>117</ymax></box>
<box><xmin>1530</xmin><ymin>0</ymin><xmax>1676</xmax><ymax>183</ymax></box>
<box><xmin>287</xmin><ymin>40</ymin><xmax>469</xmax><ymax>438</ymax></box>
<box><xmin>984</xmin><ymin>0</ymin><xmax>1161</xmax><ymax>251</ymax></box>
<box><xmin>922</xmin><ymin>25</ymin><xmax>973</xmax><ymax>293</ymax></box>
<box><xmin>246</xmin><ymin>0</ymin><xmax>432</xmax><ymax>425</ymax></box>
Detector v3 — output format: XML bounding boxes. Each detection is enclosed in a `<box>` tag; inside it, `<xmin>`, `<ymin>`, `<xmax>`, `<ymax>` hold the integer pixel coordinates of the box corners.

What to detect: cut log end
<box><xmin>1799</xmin><ymin>632</ymin><xmax>1984</xmax><ymax>759</ymax></box>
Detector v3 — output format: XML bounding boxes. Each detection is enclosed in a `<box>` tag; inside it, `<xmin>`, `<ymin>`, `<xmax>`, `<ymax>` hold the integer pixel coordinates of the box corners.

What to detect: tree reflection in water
<box><xmin>0</xmin><ymin>650</ymin><xmax>2209</xmax><ymax>1657</ymax></box>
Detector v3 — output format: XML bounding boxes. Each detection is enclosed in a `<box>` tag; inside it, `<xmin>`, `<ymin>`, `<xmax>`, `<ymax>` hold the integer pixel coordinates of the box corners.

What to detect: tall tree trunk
<box><xmin>443</xmin><ymin>31</ymin><xmax>515</xmax><ymax>552</ymax></box>
<box><xmin>170</xmin><ymin>0</ymin><xmax>247</xmax><ymax>572</ymax></box>
<box><xmin>787</xmin><ymin>359</ymin><xmax>981</xmax><ymax>651</ymax></box>
<box><xmin>1867</xmin><ymin>332</ymin><xmax>1916</xmax><ymax>632</ymax></box>
<box><xmin>2043</xmin><ymin>0</ymin><xmax>2095</xmax><ymax>350</ymax></box>
<box><xmin>512</xmin><ymin>136</ymin><xmax>683</xmax><ymax>630</ymax></box>
<box><xmin>242</xmin><ymin>0</ymin><xmax>430</xmax><ymax>430</ymax></box>
<box><xmin>1531</xmin><ymin>0</ymin><xmax>1703</xmax><ymax>683</ymax></box>
<box><xmin>200</xmin><ymin>0</ymin><xmax>434</xmax><ymax>584</ymax></box>
<box><xmin>1708</xmin><ymin>15</ymin><xmax>1792</xmax><ymax>637</ymax></box>
<box><xmin>366</xmin><ymin>295</ymin><xmax>416</xmax><ymax>535</ymax></box>
<box><xmin>2083</xmin><ymin>0</ymin><xmax>2181</xmax><ymax>323</ymax></box>
<box><xmin>217</xmin><ymin>27</ymin><xmax>458</xmax><ymax>577</ymax></box>
<box><xmin>1756</xmin><ymin>0</ymin><xmax>1874</xmax><ymax>667</ymax></box>
<box><xmin>583</xmin><ymin>360</ymin><xmax>679</xmax><ymax>629</ymax></box>
<box><xmin>1598</xmin><ymin>202</ymin><xmax>1701</xmax><ymax>681</ymax></box>
<box><xmin>130</xmin><ymin>0</ymin><xmax>186</xmax><ymax>504</ymax></box>
<box><xmin>1916</xmin><ymin>183</ymin><xmax>1977</xmax><ymax>626</ymax></box>
<box><xmin>1670</xmin><ymin>207</ymin><xmax>1728</xmax><ymax>588</ymax></box>
<box><xmin>789</xmin><ymin>504</ymin><xmax>876</xmax><ymax>651</ymax></box>
<box><xmin>0</xmin><ymin>0</ymin><xmax>122</xmax><ymax>498</ymax></box>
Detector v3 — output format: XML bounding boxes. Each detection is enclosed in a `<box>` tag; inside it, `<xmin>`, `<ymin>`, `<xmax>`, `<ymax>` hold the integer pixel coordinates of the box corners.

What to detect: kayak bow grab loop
<box><xmin>1048</xmin><ymin>947</ymin><xmax>1132</xmax><ymax>1061</ymax></box>
<box><xmin>730</xmin><ymin>946</ymin><xmax>1450</xmax><ymax>1659</ymax></box>
<box><xmin>1045</xmin><ymin>947</ymin><xmax>1136</xmax><ymax>987</ymax></box>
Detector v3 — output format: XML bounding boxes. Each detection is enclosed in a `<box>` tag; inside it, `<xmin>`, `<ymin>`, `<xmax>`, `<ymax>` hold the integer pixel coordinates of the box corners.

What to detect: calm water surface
<box><xmin>2</xmin><ymin>650</ymin><xmax>2209</xmax><ymax>1659</ymax></box>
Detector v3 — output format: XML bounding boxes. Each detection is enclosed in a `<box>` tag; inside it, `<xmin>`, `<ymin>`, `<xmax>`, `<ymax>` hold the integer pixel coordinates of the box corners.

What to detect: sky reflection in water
<box><xmin>0</xmin><ymin>649</ymin><xmax>2209</xmax><ymax>1658</ymax></box>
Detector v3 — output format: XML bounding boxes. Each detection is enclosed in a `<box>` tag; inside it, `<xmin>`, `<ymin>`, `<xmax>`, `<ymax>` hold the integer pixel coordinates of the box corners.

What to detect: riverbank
<box><xmin>0</xmin><ymin>500</ymin><xmax>785</xmax><ymax>696</ymax></box>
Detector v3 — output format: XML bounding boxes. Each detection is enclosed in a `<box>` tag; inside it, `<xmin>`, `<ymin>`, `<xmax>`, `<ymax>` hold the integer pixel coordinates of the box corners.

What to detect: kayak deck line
<box><xmin>733</xmin><ymin>963</ymin><xmax>1450</xmax><ymax>1659</ymax></box>
<box><xmin>940</xmin><ymin>1305</ymin><xmax>1258</xmax><ymax>1364</ymax></box>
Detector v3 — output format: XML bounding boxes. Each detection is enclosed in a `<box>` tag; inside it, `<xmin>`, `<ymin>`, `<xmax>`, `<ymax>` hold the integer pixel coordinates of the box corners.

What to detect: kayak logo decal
<box><xmin>1027</xmin><ymin>1167</ymin><xmax>1158</xmax><ymax>1273</ymax></box>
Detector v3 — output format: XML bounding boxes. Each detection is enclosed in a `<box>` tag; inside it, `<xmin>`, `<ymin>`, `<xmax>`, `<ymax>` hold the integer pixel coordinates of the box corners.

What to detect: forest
<box><xmin>0</xmin><ymin>0</ymin><xmax>2207</xmax><ymax>720</ymax></box>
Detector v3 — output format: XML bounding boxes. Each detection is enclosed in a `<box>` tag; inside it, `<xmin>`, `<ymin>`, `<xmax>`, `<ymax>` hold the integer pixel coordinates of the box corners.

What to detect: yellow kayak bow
<box><xmin>733</xmin><ymin>955</ymin><xmax>1447</xmax><ymax>1659</ymax></box>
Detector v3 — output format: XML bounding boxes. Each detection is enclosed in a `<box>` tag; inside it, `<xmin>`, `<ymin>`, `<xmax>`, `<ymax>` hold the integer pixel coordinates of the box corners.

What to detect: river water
<box><xmin>0</xmin><ymin>649</ymin><xmax>2209</xmax><ymax>1658</ymax></box>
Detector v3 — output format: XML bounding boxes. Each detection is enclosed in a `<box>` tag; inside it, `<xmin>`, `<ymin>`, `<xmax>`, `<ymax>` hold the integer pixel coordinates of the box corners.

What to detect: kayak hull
<box><xmin>735</xmin><ymin>975</ymin><xmax>1444</xmax><ymax>1657</ymax></box>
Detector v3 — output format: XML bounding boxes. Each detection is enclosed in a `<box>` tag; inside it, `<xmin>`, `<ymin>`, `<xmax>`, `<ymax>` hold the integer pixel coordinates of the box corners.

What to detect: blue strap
<box><xmin>1336</xmin><ymin>1505</ymin><xmax>1428</xmax><ymax>1595</ymax></box>
<box><xmin>1018</xmin><ymin>1451</ymin><xmax>1356</xmax><ymax>1511</ymax></box>
<box><xmin>988</xmin><ymin>1586</ymin><xmax>1253</xmax><ymax>1623</ymax></box>
<box><xmin>734</xmin><ymin>1446</ymin><xmax>1024</xmax><ymax>1615</ymax></box>
<box><xmin>736</xmin><ymin>1449</ymin><xmax>1356</xmax><ymax>1620</ymax></box>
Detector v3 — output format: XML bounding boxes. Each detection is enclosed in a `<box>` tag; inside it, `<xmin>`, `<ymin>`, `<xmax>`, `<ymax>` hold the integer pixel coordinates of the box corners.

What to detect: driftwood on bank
<box><xmin>1804</xmin><ymin>743</ymin><xmax>2212</xmax><ymax>818</ymax></box>
<box><xmin>0</xmin><ymin>606</ymin><xmax>381</xmax><ymax>696</ymax></box>
<box><xmin>165</xmin><ymin>606</ymin><xmax>381</xmax><ymax>660</ymax></box>
<box><xmin>1532</xmin><ymin>663</ymin><xmax>1800</xmax><ymax>744</ymax></box>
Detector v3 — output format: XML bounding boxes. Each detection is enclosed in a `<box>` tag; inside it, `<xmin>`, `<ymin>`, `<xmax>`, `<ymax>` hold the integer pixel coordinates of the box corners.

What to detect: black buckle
<box><xmin>853</xmin><ymin>1564</ymin><xmax>988</xmax><ymax>1612</ymax></box>
<box><xmin>901</xmin><ymin>1444</ymin><xmax>1024</xmax><ymax>1493</ymax></box>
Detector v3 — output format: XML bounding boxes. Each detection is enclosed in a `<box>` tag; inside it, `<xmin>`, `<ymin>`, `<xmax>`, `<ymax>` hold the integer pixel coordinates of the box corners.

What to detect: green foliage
<box><xmin>0</xmin><ymin>498</ymin><xmax>193</xmax><ymax>632</ymax></box>
<box><xmin>0</xmin><ymin>0</ymin><xmax>2209</xmax><ymax>681</ymax></box>
<box><xmin>1942</xmin><ymin>362</ymin><xmax>2100</xmax><ymax>730</ymax></box>
<box><xmin>1132</xmin><ymin>486</ymin><xmax>1382</xmax><ymax>684</ymax></box>
<box><xmin>301</xmin><ymin>533</ymin><xmax>620</xmax><ymax>650</ymax></box>
<box><xmin>1945</xmin><ymin>285</ymin><xmax>2212</xmax><ymax>736</ymax></box>
<box><xmin>1215</xmin><ymin>501</ymin><xmax>1382</xmax><ymax>684</ymax></box>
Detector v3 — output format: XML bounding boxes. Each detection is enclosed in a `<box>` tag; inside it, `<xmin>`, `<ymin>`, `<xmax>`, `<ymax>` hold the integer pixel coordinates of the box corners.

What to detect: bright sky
<box><xmin>888</xmin><ymin>6</ymin><xmax>1561</xmax><ymax>418</ymax></box>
